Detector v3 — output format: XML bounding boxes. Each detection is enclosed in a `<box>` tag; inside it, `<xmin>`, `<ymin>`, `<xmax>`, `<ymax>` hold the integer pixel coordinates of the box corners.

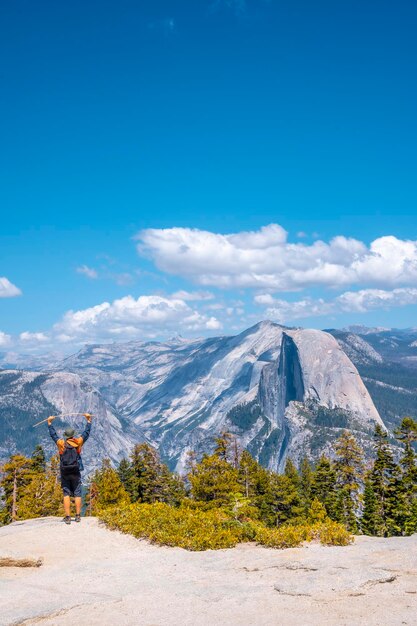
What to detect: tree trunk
<box><xmin>12</xmin><ymin>469</ymin><xmax>18</xmax><ymax>522</ymax></box>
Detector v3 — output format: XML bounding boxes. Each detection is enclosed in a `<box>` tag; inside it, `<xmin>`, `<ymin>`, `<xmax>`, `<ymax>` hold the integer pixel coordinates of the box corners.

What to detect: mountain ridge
<box><xmin>0</xmin><ymin>321</ymin><xmax>388</xmax><ymax>473</ymax></box>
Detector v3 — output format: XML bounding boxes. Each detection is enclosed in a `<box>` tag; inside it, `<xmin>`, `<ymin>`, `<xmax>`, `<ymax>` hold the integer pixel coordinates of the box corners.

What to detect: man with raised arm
<box><xmin>47</xmin><ymin>413</ymin><xmax>92</xmax><ymax>524</ymax></box>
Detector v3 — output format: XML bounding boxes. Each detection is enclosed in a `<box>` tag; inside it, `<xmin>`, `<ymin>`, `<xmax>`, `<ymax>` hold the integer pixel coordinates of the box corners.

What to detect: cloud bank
<box><xmin>137</xmin><ymin>225</ymin><xmax>417</xmax><ymax>291</ymax></box>
<box><xmin>255</xmin><ymin>288</ymin><xmax>417</xmax><ymax>323</ymax></box>
<box><xmin>53</xmin><ymin>294</ymin><xmax>222</xmax><ymax>343</ymax></box>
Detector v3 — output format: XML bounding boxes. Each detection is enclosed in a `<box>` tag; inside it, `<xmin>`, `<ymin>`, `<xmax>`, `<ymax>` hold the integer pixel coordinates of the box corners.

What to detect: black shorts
<box><xmin>61</xmin><ymin>472</ymin><xmax>82</xmax><ymax>497</ymax></box>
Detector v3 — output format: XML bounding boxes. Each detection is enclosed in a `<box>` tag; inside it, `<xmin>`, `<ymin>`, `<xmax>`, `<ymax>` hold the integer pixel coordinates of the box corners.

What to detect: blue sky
<box><xmin>1</xmin><ymin>0</ymin><xmax>417</xmax><ymax>352</ymax></box>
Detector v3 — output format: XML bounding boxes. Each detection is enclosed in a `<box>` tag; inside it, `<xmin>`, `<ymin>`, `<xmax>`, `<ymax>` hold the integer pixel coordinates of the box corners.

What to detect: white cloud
<box><xmin>76</xmin><ymin>265</ymin><xmax>98</xmax><ymax>279</ymax></box>
<box><xmin>337</xmin><ymin>288</ymin><xmax>417</xmax><ymax>313</ymax></box>
<box><xmin>171</xmin><ymin>290</ymin><xmax>214</xmax><ymax>301</ymax></box>
<box><xmin>0</xmin><ymin>277</ymin><xmax>22</xmax><ymax>298</ymax></box>
<box><xmin>206</xmin><ymin>317</ymin><xmax>223</xmax><ymax>330</ymax></box>
<box><xmin>255</xmin><ymin>288</ymin><xmax>417</xmax><ymax>323</ymax></box>
<box><xmin>137</xmin><ymin>225</ymin><xmax>417</xmax><ymax>292</ymax></box>
<box><xmin>19</xmin><ymin>331</ymin><xmax>48</xmax><ymax>342</ymax></box>
<box><xmin>112</xmin><ymin>272</ymin><xmax>134</xmax><ymax>286</ymax></box>
<box><xmin>260</xmin><ymin>298</ymin><xmax>333</xmax><ymax>323</ymax></box>
<box><xmin>53</xmin><ymin>294</ymin><xmax>222</xmax><ymax>342</ymax></box>
<box><xmin>0</xmin><ymin>331</ymin><xmax>12</xmax><ymax>347</ymax></box>
<box><xmin>206</xmin><ymin>303</ymin><xmax>226</xmax><ymax>311</ymax></box>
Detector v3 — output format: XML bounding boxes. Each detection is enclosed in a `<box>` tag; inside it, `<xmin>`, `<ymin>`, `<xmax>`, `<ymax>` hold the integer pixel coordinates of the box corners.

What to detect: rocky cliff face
<box><xmin>0</xmin><ymin>322</ymin><xmax>384</xmax><ymax>472</ymax></box>
<box><xmin>327</xmin><ymin>327</ymin><xmax>417</xmax><ymax>431</ymax></box>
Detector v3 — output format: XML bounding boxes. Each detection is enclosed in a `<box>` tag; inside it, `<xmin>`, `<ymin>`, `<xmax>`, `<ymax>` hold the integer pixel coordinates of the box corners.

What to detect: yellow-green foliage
<box><xmin>253</xmin><ymin>520</ymin><xmax>352</xmax><ymax>548</ymax></box>
<box><xmin>99</xmin><ymin>501</ymin><xmax>352</xmax><ymax>551</ymax></box>
<box><xmin>87</xmin><ymin>459</ymin><xmax>130</xmax><ymax>514</ymax></box>
<box><xmin>313</xmin><ymin>520</ymin><xmax>353</xmax><ymax>546</ymax></box>
<box><xmin>100</xmin><ymin>502</ymin><xmax>248</xmax><ymax>550</ymax></box>
<box><xmin>17</xmin><ymin>469</ymin><xmax>64</xmax><ymax>520</ymax></box>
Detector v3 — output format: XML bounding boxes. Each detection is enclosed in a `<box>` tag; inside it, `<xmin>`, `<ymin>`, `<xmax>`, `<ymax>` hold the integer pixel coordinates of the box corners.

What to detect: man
<box><xmin>47</xmin><ymin>413</ymin><xmax>92</xmax><ymax>524</ymax></box>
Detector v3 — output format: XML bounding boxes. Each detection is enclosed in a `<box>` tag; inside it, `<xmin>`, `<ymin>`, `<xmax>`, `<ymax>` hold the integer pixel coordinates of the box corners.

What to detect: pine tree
<box><xmin>129</xmin><ymin>443</ymin><xmax>165</xmax><ymax>503</ymax></box>
<box><xmin>158</xmin><ymin>464</ymin><xmax>186</xmax><ymax>506</ymax></box>
<box><xmin>31</xmin><ymin>445</ymin><xmax>46</xmax><ymax>473</ymax></box>
<box><xmin>334</xmin><ymin>431</ymin><xmax>364</xmax><ymax>532</ymax></box>
<box><xmin>395</xmin><ymin>417</ymin><xmax>417</xmax><ymax>534</ymax></box>
<box><xmin>299</xmin><ymin>457</ymin><xmax>313</xmax><ymax>516</ymax></box>
<box><xmin>128</xmin><ymin>443</ymin><xmax>184</xmax><ymax>504</ymax></box>
<box><xmin>284</xmin><ymin>458</ymin><xmax>299</xmax><ymax>486</ymax></box>
<box><xmin>0</xmin><ymin>454</ymin><xmax>36</xmax><ymax>523</ymax></box>
<box><xmin>189</xmin><ymin>453</ymin><xmax>239</xmax><ymax>505</ymax></box>
<box><xmin>284</xmin><ymin>458</ymin><xmax>304</xmax><ymax>519</ymax></box>
<box><xmin>214</xmin><ymin>431</ymin><xmax>235</xmax><ymax>463</ymax></box>
<box><xmin>18</xmin><ymin>458</ymin><xmax>63</xmax><ymax>519</ymax></box>
<box><xmin>87</xmin><ymin>459</ymin><xmax>130</xmax><ymax>513</ymax></box>
<box><xmin>184</xmin><ymin>450</ymin><xmax>198</xmax><ymax>476</ymax></box>
<box><xmin>307</xmin><ymin>498</ymin><xmax>328</xmax><ymax>523</ymax></box>
<box><xmin>237</xmin><ymin>450</ymin><xmax>270</xmax><ymax>521</ymax></box>
<box><xmin>311</xmin><ymin>455</ymin><xmax>338</xmax><ymax>520</ymax></box>
<box><xmin>264</xmin><ymin>471</ymin><xmax>303</xmax><ymax>526</ymax></box>
<box><xmin>364</xmin><ymin>425</ymin><xmax>400</xmax><ymax>536</ymax></box>
<box><xmin>361</xmin><ymin>474</ymin><xmax>378</xmax><ymax>535</ymax></box>
<box><xmin>237</xmin><ymin>450</ymin><xmax>268</xmax><ymax>498</ymax></box>
<box><xmin>117</xmin><ymin>457</ymin><xmax>134</xmax><ymax>498</ymax></box>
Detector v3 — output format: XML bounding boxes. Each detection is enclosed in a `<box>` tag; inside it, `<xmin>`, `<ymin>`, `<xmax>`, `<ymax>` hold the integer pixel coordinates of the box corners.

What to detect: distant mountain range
<box><xmin>1</xmin><ymin>322</ymin><xmax>416</xmax><ymax>473</ymax></box>
<box><xmin>326</xmin><ymin>326</ymin><xmax>417</xmax><ymax>432</ymax></box>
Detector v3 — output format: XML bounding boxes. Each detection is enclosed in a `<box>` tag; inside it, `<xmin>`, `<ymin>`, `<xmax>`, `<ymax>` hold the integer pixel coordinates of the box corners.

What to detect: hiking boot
<box><xmin>74</xmin><ymin>514</ymin><xmax>81</xmax><ymax>523</ymax></box>
<box><xmin>63</xmin><ymin>516</ymin><xmax>71</xmax><ymax>525</ymax></box>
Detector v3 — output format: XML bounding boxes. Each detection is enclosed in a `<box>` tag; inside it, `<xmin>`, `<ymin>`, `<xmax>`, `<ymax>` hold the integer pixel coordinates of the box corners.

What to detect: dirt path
<box><xmin>0</xmin><ymin>517</ymin><xmax>416</xmax><ymax>626</ymax></box>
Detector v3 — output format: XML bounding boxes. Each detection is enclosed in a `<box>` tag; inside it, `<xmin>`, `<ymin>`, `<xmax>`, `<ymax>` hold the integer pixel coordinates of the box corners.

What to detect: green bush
<box><xmin>99</xmin><ymin>502</ymin><xmax>249</xmax><ymax>550</ymax></box>
<box><xmin>252</xmin><ymin>522</ymin><xmax>306</xmax><ymax>548</ymax></box>
<box><xmin>99</xmin><ymin>502</ymin><xmax>352</xmax><ymax>551</ymax></box>
<box><xmin>253</xmin><ymin>520</ymin><xmax>352</xmax><ymax>548</ymax></box>
<box><xmin>313</xmin><ymin>520</ymin><xmax>353</xmax><ymax>546</ymax></box>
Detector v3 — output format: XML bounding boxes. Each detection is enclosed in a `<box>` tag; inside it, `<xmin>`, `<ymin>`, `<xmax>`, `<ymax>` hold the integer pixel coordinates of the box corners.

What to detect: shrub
<box><xmin>99</xmin><ymin>502</ymin><xmax>353</xmax><ymax>551</ymax></box>
<box><xmin>99</xmin><ymin>502</ymin><xmax>250</xmax><ymax>550</ymax></box>
<box><xmin>253</xmin><ymin>520</ymin><xmax>352</xmax><ymax>548</ymax></box>
<box><xmin>313</xmin><ymin>520</ymin><xmax>353</xmax><ymax>546</ymax></box>
<box><xmin>252</xmin><ymin>523</ymin><xmax>306</xmax><ymax>548</ymax></box>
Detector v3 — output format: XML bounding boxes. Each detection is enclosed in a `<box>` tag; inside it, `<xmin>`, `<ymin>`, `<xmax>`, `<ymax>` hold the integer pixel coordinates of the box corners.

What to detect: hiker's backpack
<box><xmin>60</xmin><ymin>443</ymin><xmax>80</xmax><ymax>474</ymax></box>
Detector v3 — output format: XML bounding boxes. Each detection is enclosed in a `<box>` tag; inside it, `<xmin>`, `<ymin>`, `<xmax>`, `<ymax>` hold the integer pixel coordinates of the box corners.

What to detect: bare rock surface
<box><xmin>1</xmin><ymin>518</ymin><xmax>416</xmax><ymax>626</ymax></box>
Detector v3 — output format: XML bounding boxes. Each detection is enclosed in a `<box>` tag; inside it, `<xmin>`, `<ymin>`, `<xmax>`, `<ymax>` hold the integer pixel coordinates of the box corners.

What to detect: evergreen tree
<box><xmin>87</xmin><ymin>459</ymin><xmax>130</xmax><ymax>513</ymax></box>
<box><xmin>284</xmin><ymin>458</ymin><xmax>300</xmax><ymax>487</ymax></box>
<box><xmin>117</xmin><ymin>457</ymin><xmax>134</xmax><ymax>498</ymax></box>
<box><xmin>184</xmin><ymin>450</ymin><xmax>198</xmax><ymax>476</ymax></box>
<box><xmin>361</xmin><ymin>474</ymin><xmax>378</xmax><ymax>535</ymax></box>
<box><xmin>307</xmin><ymin>498</ymin><xmax>328</xmax><ymax>523</ymax></box>
<box><xmin>334</xmin><ymin>431</ymin><xmax>364</xmax><ymax>532</ymax></box>
<box><xmin>0</xmin><ymin>454</ymin><xmax>37</xmax><ymax>523</ymax></box>
<box><xmin>128</xmin><ymin>443</ymin><xmax>184</xmax><ymax>504</ymax></box>
<box><xmin>395</xmin><ymin>417</ymin><xmax>417</xmax><ymax>534</ymax></box>
<box><xmin>237</xmin><ymin>450</ymin><xmax>270</xmax><ymax>521</ymax></box>
<box><xmin>189</xmin><ymin>453</ymin><xmax>239</xmax><ymax>505</ymax></box>
<box><xmin>299</xmin><ymin>457</ymin><xmax>313</xmax><ymax>516</ymax></box>
<box><xmin>214</xmin><ymin>431</ymin><xmax>235</xmax><ymax>463</ymax></box>
<box><xmin>18</xmin><ymin>457</ymin><xmax>63</xmax><ymax>519</ymax></box>
<box><xmin>311</xmin><ymin>455</ymin><xmax>338</xmax><ymax>520</ymax></box>
<box><xmin>166</xmin><ymin>471</ymin><xmax>187</xmax><ymax>506</ymax></box>
<box><xmin>364</xmin><ymin>425</ymin><xmax>400</xmax><ymax>536</ymax></box>
<box><xmin>263</xmin><ymin>471</ymin><xmax>303</xmax><ymax>526</ymax></box>
<box><xmin>31</xmin><ymin>445</ymin><xmax>46</xmax><ymax>473</ymax></box>
<box><xmin>237</xmin><ymin>450</ymin><xmax>268</xmax><ymax>498</ymax></box>
<box><xmin>129</xmin><ymin>443</ymin><xmax>165</xmax><ymax>503</ymax></box>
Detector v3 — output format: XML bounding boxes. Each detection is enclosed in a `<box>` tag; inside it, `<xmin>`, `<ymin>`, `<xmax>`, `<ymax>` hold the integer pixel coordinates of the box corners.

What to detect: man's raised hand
<box><xmin>47</xmin><ymin>416</ymin><xmax>56</xmax><ymax>425</ymax></box>
<box><xmin>84</xmin><ymin>413</ymin><xmax>93</xmax><ymax>423</ymax></box>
